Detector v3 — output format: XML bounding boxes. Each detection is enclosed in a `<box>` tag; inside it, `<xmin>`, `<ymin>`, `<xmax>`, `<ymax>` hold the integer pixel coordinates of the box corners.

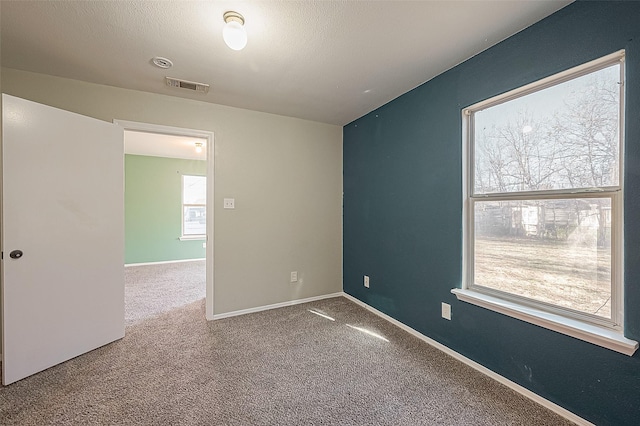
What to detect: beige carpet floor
<box><xmin>125</xmin><ymin>260</ymin><xmax>206</xmax><ymax>326</ymax></box>
<box><xmin>1</xmin><ymin>268</ymin><xmax>575</xmax><ymax>425</ymax></box>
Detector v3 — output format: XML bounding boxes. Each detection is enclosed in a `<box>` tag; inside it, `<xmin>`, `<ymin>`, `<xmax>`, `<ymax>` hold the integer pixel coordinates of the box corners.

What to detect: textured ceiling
<box><xmin>0</xmin><ymin>1</ymin><xmax>571</xmax><ymax>126</ymax></box>
<box><xmin>124</xmin><ymin>131</ymin><xmax>207</xmax><ymax>161</ymax></box>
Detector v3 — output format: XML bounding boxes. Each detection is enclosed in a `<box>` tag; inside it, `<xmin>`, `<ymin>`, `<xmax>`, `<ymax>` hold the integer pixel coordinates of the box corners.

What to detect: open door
<box><xmin>1</xmin><ymin>94</ymin><xmax>125</xmax><ymax>385</ymax></box>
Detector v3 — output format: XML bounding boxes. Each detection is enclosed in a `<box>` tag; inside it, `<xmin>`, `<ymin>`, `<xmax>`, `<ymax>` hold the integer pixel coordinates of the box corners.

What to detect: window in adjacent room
<box><xmin>455</xmin><ymin>51</ymin><xmax>636</xmax><ymax>355</ymax></box>
<box><xmin>182</xmin><ymin>175</ymin><xmax>206</xmax><ymax>238</ymax></box>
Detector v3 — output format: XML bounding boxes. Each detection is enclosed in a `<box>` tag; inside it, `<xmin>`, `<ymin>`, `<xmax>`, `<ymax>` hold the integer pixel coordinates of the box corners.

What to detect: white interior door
<box><xmin>1</xmin><ymin>94</ymin><xmax>125</xmax><ymax>385</ymax></box>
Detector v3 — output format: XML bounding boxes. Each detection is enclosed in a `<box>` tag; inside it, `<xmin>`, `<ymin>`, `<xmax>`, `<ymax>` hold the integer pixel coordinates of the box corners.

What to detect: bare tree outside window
<box><xmin>474</xmin><ymin>66</ymin><xmax>619</xmax><ymax>194</ymax></box>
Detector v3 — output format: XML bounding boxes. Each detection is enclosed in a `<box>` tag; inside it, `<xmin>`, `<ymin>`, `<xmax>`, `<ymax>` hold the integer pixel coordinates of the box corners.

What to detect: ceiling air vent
<box><xmin>165</xmin><ymin>77</ymin><xmax>210</xmax><ymax>94</ymax></box>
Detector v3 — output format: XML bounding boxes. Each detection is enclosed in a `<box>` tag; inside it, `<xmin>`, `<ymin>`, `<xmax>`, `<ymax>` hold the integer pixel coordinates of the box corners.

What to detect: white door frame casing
<box><xmin>115</xmin><ymin>120</ymin><xmax>215</xmax><ymax>320</ymax></box>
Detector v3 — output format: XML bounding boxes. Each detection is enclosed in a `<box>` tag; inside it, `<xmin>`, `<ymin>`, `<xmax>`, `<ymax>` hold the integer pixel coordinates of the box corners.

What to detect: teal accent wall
<box><xmin>125</xmin><ymin>154</ymin><xmax>206</xmax><ymax>264</ymax></box>
<box><xmin>343</xmin><ymin>2</ymin><xmax>640</xmax><ymax>425</ymax></box>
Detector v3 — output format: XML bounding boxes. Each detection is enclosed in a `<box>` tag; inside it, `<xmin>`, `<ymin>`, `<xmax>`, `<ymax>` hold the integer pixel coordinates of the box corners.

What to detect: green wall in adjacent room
<box><xmin>125</xmin><ymin>154</ymin><xmax>206</xmax><ymax>264</ymax></box>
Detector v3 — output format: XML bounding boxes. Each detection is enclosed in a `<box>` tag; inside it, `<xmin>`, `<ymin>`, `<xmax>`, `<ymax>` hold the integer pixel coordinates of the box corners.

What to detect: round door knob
<box><xmin>9</xmin><ymin>250</ymin><xmax>23</xmax><ymax>259</ymax></box>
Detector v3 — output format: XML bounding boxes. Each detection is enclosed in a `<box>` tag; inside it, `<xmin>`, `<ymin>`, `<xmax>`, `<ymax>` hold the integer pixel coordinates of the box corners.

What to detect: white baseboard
<box><xmin>340</xmin><ymin>292</ymin><xmax>593</xmax><ymax>426</ymax></box>
<box><xmin>124</xmin><ymin>258</ymin><xmax>205</xmax><ymax>267</ymax></box>
<box><xmin>212</xmin><ymin>292</ymin><xmax>344</xmax><ymax>320</ymax></box>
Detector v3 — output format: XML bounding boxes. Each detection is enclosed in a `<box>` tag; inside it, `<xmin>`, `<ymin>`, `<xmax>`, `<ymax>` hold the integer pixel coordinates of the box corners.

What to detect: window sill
<box><xmin>451</xmin><ymin>288</ymin><xmax>638</xmax><ymax>356</ymax></box>
<box><xmin>179</xmin><ymin>236</ymin><xmax>206</xmax><ymax>241</ymax></box>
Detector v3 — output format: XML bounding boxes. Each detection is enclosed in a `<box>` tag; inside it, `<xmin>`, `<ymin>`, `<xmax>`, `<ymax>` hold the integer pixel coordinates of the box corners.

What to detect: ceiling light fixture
<box><xmin>195</xmin><ymin>142</ymin><xmax>203</xmax><ymax>153</ymax></box>
<box><xmin>223</xmin><ymin>11</ymin><xmax>247</xmax><ymax>51</ymax></box>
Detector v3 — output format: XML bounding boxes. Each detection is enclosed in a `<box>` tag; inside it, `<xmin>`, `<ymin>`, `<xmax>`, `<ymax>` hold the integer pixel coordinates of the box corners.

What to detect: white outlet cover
<box><xmin>223</xmin><ymin>198</ymin><xmax>235</xmax><ymax>209</ymax></box>
<box><xmin>290</xmin><ymin>271</ymin><xmax>298</xmax><ymax>282</ymax></box>
<box><xmin>441</xmin><ymin>302</ymin><xmax>452</xmax><ymax>320</ymax></box>
<box><xmin>364</xmin><ymin>275</ymin><xmax>370</xmax><ymax>288</ymax></box>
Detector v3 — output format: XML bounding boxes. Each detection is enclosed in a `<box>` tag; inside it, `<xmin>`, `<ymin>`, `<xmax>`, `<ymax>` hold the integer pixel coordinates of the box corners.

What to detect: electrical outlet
<box><xmin>364</xmin><ymin>275</ymin><xmax>370</xmax><ymax>288</ymax></box>
<box><xmin>441</xmin><ymin>302</ymin><xmax>452</xmax><ymax>320</ymax></box>
<box><xmin>202</xmin><ymin>242</ymin><xmax>206</xmax><ymax>248</ymax></box>
<box><xmin>290</xmin><ymin>271</ymin><xmax>298</xmax><ymax>283</ymax></box>
<box><xmin>223</xmin><ymin>198</ymin><xmax>235</xmax><ymax>209</ymax></box>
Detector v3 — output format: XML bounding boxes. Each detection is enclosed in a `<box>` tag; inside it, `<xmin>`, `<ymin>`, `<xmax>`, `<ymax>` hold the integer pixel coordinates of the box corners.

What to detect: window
<box><xmin>182</xmin><ymin>175</ymin><xmax>206</xmax><ymax>238</ymax></box>
<box><xmin>455</xmin><ymin>51</ymin><xmax>637</xmax><ymax>355</ymax></box>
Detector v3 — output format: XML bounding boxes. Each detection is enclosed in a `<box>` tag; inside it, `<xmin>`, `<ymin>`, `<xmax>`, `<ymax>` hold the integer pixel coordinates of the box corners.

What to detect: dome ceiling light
<box><xmin>223</xmin><ymin>11</ymin><xmax>247</xmax><ymax>51</ymax></box>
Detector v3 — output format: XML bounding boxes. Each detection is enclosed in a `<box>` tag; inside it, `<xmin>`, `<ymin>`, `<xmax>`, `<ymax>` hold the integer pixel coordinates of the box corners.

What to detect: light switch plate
<box><xmin>223</xmin><ymin>198</ymin><xmax>235</xmax><ymax>209</ymax></box>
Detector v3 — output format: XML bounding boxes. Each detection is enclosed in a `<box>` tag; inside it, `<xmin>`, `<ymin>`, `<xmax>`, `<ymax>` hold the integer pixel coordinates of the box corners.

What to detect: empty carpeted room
<box><xmin>1</xmin><ymin>1</ymin><xmax>640</xmax><ymax>426</ymax></box>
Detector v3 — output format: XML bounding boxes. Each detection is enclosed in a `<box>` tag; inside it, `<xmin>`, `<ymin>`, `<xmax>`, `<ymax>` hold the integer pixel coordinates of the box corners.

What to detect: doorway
<box><xmin>116</xmin><ymin>121</ymin><xmax>214</xmax><ymax>321</ymax></box>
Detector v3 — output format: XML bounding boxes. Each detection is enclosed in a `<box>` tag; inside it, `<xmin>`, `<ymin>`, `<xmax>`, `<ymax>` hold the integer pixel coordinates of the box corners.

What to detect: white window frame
<box><xmin>453</xmin><ymin>50</ymin><xmax>638</xmax><ymax>356</ymax></box>
<box><xmin>180</xmin><ymin>174</ymin><xmax>206</xmax><ymax>240</ymax></box>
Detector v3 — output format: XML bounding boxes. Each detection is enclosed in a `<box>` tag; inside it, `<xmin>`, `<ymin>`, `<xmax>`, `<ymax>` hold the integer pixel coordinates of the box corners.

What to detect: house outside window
<box><xmin>455</xmin><ymin>50</ymin><xmax>637</xmax><ymax>355</ymax></box>
<box><xmin>182</xmin><ymin>175</ymin><xmax>206</xmax><ymax>238</ymax></box>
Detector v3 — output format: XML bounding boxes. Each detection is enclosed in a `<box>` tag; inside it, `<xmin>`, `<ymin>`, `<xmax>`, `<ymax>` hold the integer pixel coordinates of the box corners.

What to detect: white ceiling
<box><xmin>1</xmin><ymin>1</ymin><xmax>571</xmax><ymax>126</ymax></box>
<box><xmin>124</xmin><ymin>131</ymin><xmax>207</xmax><ymax>161</ymax></box>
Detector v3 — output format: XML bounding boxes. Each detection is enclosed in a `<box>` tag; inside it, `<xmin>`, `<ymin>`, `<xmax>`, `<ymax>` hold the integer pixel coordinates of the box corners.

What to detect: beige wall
<box><xmin>1</xmin><ymin>68</ymin><xmax>343</xmax><ymax>316</ymax></box>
